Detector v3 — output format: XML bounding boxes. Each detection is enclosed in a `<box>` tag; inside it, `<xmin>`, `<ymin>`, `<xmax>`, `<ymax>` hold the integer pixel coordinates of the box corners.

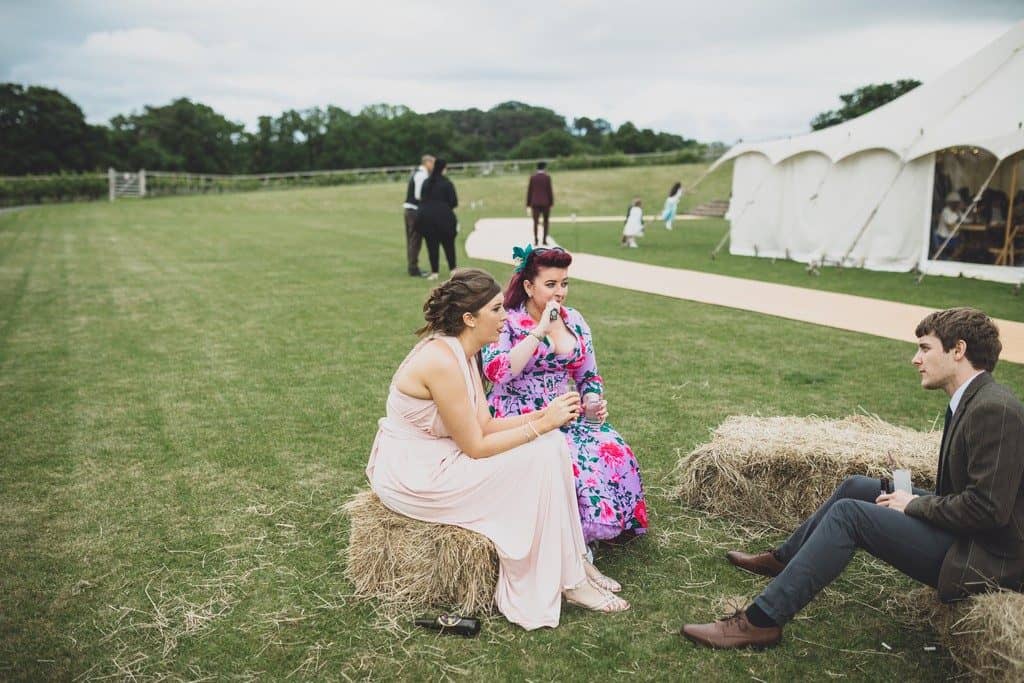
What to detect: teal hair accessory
<box><xmin>512</xmin><ymin>244</ymin><xmax>534</xmax><ymax>273</ymax></box>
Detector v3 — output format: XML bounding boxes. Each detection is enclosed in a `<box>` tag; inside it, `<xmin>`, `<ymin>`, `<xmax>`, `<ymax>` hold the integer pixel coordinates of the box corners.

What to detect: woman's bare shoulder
<box><xmin>403</xmin><ymin>338</ymin><xmax>459</xmax><ymax>374</ymax></box>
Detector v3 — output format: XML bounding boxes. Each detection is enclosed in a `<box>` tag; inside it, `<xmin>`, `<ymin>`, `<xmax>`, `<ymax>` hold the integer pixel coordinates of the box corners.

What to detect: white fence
<box><xmin>101</xmin><ymin>150</ymin><xmax>699</xmax><ymax>200</ymax></box>
<box><xmin>108</xmin><ymin>169</ymin><xmax>146</xmax><ymax>200</ymax></box>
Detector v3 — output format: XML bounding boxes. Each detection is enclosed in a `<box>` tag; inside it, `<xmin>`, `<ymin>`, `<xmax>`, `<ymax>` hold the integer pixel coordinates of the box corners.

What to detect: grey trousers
<box><xmin>754</xmin><ymin>475</ymin><xmax>954</xmax><ymax>625</ymax></box>
<box><xmin>404</xmin><ymin>209</ymin><xmax>423</xmax><ymax>275</ymax></box>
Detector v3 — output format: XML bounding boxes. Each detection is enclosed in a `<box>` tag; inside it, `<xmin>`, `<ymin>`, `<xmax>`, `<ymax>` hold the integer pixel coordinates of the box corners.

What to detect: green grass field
<box><xmin>2</xmin><ymin>166</ymin><xmax>1022</xmax><ymax>680</ymax></box>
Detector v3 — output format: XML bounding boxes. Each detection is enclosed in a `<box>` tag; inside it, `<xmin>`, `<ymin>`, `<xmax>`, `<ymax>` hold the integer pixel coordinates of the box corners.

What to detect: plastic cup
<box><xmin>893</xmin><ymin>469</ymin><xmax>912</xmax><ymax>494</ymax></box>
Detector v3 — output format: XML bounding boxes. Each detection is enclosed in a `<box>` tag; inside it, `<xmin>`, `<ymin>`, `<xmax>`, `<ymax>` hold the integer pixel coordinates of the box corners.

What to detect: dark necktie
<box><xmin>941</xmin><ymin>405</ymin><xmax>953</xmax><ymax>447</ymax></box>
<box><xmin>937</xmin><ymin>405</ymin><xmax>953</xmax><ymax>491</ymax></box>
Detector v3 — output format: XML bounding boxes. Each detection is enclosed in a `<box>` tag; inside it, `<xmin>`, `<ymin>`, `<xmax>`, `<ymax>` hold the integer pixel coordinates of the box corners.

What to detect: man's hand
<box><xmin>876</xmin><ymin>490</ymin><xmax>918</xmax><ymax>513</ymax></box>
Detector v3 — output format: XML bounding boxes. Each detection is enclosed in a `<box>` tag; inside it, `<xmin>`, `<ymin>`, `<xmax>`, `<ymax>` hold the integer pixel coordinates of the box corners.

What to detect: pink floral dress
<box><xmin>482</xmin><ymin>305</ymin><xmax>648</xmax><ymax>543</ymax></box>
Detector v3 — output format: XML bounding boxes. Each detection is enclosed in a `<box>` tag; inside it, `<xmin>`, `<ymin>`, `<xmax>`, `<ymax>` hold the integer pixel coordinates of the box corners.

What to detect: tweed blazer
<box><xmin>905</xmin><ymin>372</ymin><xmax>1024</xmax><ymax>601</ymax></box>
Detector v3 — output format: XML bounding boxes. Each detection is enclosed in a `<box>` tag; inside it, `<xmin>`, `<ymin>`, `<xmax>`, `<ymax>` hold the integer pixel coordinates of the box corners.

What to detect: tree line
<box><xmin>810</xmin><ymin>80</ymin><xmax>921</xmax><ymax>131</ymax></box>
<box><xmin>0</xmin><ymin>84</ymin><xmax>702</xmax><ymax>176</ymax></box>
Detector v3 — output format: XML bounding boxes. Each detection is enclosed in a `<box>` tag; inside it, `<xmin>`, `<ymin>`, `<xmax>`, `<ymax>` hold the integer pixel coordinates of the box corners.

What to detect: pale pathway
<box><xmin>465</xmin><ymin>217</ymin><xmax>1024</xmax><ymax>364</ymax></box>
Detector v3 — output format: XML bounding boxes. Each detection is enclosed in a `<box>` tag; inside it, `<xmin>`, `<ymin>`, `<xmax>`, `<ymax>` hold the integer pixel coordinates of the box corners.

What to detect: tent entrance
<box><xmin>929</xmin><ymin>148</ymin><xmax>1023</xmax><ymax>267</ymax></box>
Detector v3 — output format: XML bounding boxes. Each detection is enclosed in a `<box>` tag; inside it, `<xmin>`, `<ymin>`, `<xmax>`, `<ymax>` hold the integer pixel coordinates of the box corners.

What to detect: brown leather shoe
<box><xmin>726</xmin><ymin>550</ymin><xmax>786</xmax><ymax>578</ymax></box>
<box><xmin>681</xmin><ymin>610</ymin><xmax>782</xmax><ymax>649</ymax></box>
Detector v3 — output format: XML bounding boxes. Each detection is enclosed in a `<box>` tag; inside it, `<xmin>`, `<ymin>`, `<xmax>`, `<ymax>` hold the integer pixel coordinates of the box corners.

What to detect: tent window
<box><xmin>930</xmin><ymin>148</ymin><xmax>1023</xmax><ymax>266</ymax></box>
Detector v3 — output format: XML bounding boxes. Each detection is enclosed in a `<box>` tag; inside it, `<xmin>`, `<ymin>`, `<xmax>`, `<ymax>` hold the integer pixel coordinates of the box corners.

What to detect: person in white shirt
<box><xmin>933</xmin><ymin>191</ymin><xmax>963</xmax><ymax>258</ymax></box>
<box><xmin>621</xmin><ymin>198</ymin><xmax>645</xmax><ymax>248</ymax></box>
<box><xmin>403</xmin><ymin>155</ymin><xmax>435</xmax><ymax>276</ymax></box>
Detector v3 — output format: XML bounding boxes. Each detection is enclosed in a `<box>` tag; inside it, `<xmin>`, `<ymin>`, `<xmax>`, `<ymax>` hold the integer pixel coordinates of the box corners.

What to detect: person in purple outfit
<box><xmin>482</xmin><ymin>245</ymin><xmax>648</xmax><ymax>545</ymax></box>
<box><xmin>526</xmin><ymin>161</ymin><xmax>554</xmax><ymax>246</ymax></box>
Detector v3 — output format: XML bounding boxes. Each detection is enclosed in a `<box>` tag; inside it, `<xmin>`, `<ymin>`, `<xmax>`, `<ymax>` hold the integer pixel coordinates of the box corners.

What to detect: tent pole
<box><xmin>684</xmin><ymin>162</ymin><xmax>717</xmax><ymax>195</ymax></box>
<box><xmin>711</xmin><ymin>172</ymin><xmax>769</xmax><ymax>260</ymax></box>
<box><xmin>711</xmin><ymin>228</ymin><xmax>731</xmax><ymax>259</ymax></box>
<box><xmin>917</xmin><ymin>156</ymin><xmax>1003</xmax><ymax>283</ymax></box>
<box><xmin>995</xmin><ymin>157</ymin><xmax>1019</xmax><ymax>266</ymax></box>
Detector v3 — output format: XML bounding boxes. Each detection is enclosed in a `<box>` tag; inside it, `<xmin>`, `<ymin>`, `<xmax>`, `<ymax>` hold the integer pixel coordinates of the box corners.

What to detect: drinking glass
<box><xmin>583</xmin><ymin>393</ymin><xmax>605</xmax><ymax>426</ymax></box>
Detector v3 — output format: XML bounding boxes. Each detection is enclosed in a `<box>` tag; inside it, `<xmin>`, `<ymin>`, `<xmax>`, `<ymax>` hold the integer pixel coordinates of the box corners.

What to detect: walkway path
<box><xmin>465</xmin><ymin>217</ymin><xmax>1024</xmax><ymax>364</ymax></box>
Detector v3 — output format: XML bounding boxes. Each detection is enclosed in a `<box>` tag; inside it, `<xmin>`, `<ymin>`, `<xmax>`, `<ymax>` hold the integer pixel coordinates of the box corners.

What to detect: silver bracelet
<box><xmin>526</xmin><ymin>420</ymin><xmax>542</xmax><ymax>439</ymax></box>
<box><xmin>522</xmin><ymin>424</ymin><xmax>535</xmax><ymax>442</ymax></box>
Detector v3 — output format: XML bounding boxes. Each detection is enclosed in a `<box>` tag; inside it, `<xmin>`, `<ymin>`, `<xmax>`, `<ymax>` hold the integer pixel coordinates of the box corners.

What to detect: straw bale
<box><xmin>674</xmin><ymin>414</ymin><xmax>940</xmax><ymax>529</ymax></box>
<box><xmin>888</xmin><ymin>587</ymin><xmax>1024</xmax><ymax>681</ymax></box>
<box><xmin>343</xmin><ymin>489</ymin><xmax>498</xmax><ymax>613</ymax></box>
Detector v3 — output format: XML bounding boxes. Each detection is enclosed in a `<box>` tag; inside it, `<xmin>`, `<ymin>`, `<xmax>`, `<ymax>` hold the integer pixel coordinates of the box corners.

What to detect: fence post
<box><xmin>108</xmin><ymin>168</ymin><xmax>116</xmax><ymax>201</ymax></box>
<box><xmin>139</xmin><ymin>169</ymin><xmax>146</xmax><ymax>197</ymax></box>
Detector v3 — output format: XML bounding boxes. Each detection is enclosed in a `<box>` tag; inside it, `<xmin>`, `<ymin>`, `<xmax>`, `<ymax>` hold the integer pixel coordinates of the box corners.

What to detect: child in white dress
<box><xmin>621</xmin><ymin>198</ymin><xmax>645</xmax><ymax>248</ymax></box>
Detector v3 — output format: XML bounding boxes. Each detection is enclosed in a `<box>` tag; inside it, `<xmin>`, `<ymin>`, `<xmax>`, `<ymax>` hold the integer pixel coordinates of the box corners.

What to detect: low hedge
<box><xmin>0</xmin><ymin>174</ymin><xmax>107</xmax><ymax>207</ymax></box>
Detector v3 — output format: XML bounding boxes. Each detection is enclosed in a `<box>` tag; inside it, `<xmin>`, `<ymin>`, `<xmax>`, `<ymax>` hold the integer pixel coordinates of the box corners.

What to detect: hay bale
<box><xmin>674</xmin><ymin>414</ymin><xmax>940</xmax><ymax>529</ymax></box>
<box><xmin>947</xmin><ymin>591</ymin><xmax>1024</xmax><ymax>679</ymax></box>
<box><xmin>343</xmin><ymin>489</ymin><xmax>498</xmax><ymax>614</ymax></box>
<box><xmin>888</xmin><ymin>587</ymin><xmax>1024</xmax><ymax>681</ymax></box>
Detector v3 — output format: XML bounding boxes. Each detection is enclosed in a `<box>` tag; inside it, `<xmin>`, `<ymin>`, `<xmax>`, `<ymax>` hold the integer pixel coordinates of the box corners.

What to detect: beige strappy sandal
<box><xmin>565</xmin><ymin>582</ymin><xmax>630</xmax><ymax>613</ymax></box>
<box><xmin>584</xmin><ymin>562</ymin><xmax>622</xmax><ymax>593</ymax></box>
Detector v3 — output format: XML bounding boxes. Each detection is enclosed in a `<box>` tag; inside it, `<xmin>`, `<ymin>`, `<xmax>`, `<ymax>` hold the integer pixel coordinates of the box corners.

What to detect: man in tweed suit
<box><xmin>682</xmin><ymin>307</ymin><xmax>1024</xmax><ymax>649</ymax></box>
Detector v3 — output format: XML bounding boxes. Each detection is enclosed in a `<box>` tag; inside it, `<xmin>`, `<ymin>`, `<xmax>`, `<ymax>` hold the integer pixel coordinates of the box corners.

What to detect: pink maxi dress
<box><xmin>366</xmin><ymin>335</ymin><xmax>589</xmax><ymax>630</ymax></box>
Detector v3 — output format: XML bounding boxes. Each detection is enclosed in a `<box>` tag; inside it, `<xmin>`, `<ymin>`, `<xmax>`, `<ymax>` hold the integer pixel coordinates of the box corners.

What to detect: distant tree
<box><xmin>571</xmin><ymin>116</ymin><xmax>616</xmax><ymax>152</ymax></box>
<box><xmin>508</xmin><ymin>129</ymin><xmax>581</xmax><ymax>159</ymax></box>
<box><xmin>0</xmin><ymin>83</ymin><xmax>108</xmax><ymax>174</ymax></box>
<box><xmin>571</xmin><ymin>116</ymin><xmax>597</xmax><ymax>138</ymax></box>
<box><xmin>243</xmin><ymin>116</ymin><xmax>275</xmax><ymax>172</ymax></box>
<box><xmin>0</xmin><ymin>84</ymin><xmax>700</xmax><ymax>176</ymax></box>
<box><xmin>810</xmin><ymin>79</ymin><xmax>921</xmax><ymax>131</ymax></box>
<box><xmin>703</xmin><ymin>141</ymin><xmax>728</xmax><ymax>160</ymax></box>
<box><xmin>429</xmin><ymin>102</ymin><xmax>566</xmax><ymax>158</ymax></box>
<box><xmin>109</xmin><ymin>98</ymin><xmax>244</xmax><ymax>172</ymax></box>
<box><xmin>359</xmin><ymin>103</ymin><xmax>413</xmax><ymax>120</ymax></box>
<box><xmin>611</xmin><ymin>121</ymin><xmax>696</xmax><ymax>155</ymax></box>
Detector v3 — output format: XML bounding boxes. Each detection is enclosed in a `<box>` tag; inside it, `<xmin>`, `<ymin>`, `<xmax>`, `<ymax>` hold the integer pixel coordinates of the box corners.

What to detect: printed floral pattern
<box><xmin>483</xmin><ymin>304</ymin><xmax>648</xmax><ymax>543</ymax></box>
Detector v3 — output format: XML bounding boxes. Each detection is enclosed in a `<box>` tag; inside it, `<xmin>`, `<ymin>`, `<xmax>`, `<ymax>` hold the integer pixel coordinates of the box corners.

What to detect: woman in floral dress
<box><xmin>482</xmin><ymin>246</ymin><xmax>648</xmax><ymax>544</ymax></box>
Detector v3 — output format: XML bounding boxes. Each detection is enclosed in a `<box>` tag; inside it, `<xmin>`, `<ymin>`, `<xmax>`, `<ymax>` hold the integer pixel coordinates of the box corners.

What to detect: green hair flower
<box><xmin>512</xmin><ymin>244</ymin><xmax>534</xmax><ymax>273</ymax></box>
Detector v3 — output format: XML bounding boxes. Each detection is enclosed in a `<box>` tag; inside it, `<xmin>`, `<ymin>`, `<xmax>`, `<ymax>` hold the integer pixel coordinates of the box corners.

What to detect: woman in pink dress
<box><xmin>366</xmin><ymin>268</ymin><xmax>628</xmax><ymax>630</ymax></box>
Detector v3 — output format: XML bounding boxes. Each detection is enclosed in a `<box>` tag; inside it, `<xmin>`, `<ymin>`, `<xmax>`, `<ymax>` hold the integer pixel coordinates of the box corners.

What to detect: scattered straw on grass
<box><xmin>887</xmin><ymin>587</ymin><xmax>1024</xmax><ymax>681</ymax></box>
<box><xmin>343</xmin><ymin>489</ymin><xmax>498</xmax><ymax>614</ymax></box>
<box><xmin>673</xmin><ymin>414</ymin><xmax>939</xmax><ymax>529</ymax></box>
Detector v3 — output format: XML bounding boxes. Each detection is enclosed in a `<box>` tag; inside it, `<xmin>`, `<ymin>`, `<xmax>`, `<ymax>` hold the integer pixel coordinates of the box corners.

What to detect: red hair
<box><xmin>504</xmin><ymin>248</ymin><xmax>573</xmax><ymax>310</ymax></box>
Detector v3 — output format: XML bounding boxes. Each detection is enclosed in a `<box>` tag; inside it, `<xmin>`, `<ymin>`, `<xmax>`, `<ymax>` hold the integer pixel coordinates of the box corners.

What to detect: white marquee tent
<box><xmin>712</xmin><ymin>20</ymin><xmax>1024</xmax><ymax>284</ymax></box>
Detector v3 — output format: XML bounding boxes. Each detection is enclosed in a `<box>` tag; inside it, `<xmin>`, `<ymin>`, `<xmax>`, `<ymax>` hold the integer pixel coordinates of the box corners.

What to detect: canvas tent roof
<box><xmin>713</xmin><ymin>20</ymin><xmax>1024</xmax><ymax>167</ymax></box>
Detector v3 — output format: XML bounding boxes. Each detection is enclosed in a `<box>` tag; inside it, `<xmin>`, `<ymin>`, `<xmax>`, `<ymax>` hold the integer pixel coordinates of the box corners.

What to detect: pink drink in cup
<box><xmin>583</xmin><ymin>394</ymin><xmax>604</xmax><ymax>425</ymax></box>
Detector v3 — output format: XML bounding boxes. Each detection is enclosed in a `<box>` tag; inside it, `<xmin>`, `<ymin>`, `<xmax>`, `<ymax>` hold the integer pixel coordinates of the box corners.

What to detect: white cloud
<box><xmin>79</xmin><ymin>28</ymin><xmax>206</xmax><ymax>63</ymax></box>
<box><xmin>2</xmin><ymin>2</ymin><xmax>1020</xmax><ymax>143</ymax></box>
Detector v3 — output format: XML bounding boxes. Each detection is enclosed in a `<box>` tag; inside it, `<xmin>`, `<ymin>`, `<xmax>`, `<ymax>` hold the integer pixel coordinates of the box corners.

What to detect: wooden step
<box><xmin>686</xmin><ymin>199</ymin><xmax>730</xmax><ymax>217</ymax></box>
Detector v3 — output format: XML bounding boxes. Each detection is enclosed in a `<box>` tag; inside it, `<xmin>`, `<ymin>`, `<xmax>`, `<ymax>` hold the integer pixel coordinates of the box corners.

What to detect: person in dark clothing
<box><xmin>682</xmin><ymin>307</ymin><xmax>1024</xmax><ymax>650</ymax></box>
<box><xmin>415</xmin><ymin>158</ymin><xmax>459</xmax><ymax>281</ymax></box>
<box><xmin>403</xmin><ymin>155</ymin><xmax>435</xmax><ymax>276</ymax></box>
<box><xmin>526</xmin><ymin>161</ymin><xmax>554</xmax><ymax>245</ymax></box>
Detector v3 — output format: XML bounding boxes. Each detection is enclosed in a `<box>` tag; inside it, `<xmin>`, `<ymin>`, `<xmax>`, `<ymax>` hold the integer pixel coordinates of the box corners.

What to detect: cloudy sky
<box><xmin>3</xmin><ymin>1</ymin><xmax>1020</xmax><ymax>144</ymax></box>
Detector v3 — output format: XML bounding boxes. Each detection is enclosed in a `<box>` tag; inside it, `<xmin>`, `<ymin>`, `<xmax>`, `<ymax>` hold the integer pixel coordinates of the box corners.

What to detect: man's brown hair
<box><xmin>915</xmin><ymin>307</ymin><xmax>1002</xmax><ymax>372</ymax></box>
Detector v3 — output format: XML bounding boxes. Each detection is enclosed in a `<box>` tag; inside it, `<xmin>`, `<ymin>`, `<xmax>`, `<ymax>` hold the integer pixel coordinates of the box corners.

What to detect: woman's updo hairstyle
<box><xmin>417</xmin><ymin>268</ymin><xmax>502</xmax><ymax>336</ymax></box>
<box><xmin>503</xmin><ymin>248</ymin><xmax>573</xmax><ymax>311</ymax></box>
